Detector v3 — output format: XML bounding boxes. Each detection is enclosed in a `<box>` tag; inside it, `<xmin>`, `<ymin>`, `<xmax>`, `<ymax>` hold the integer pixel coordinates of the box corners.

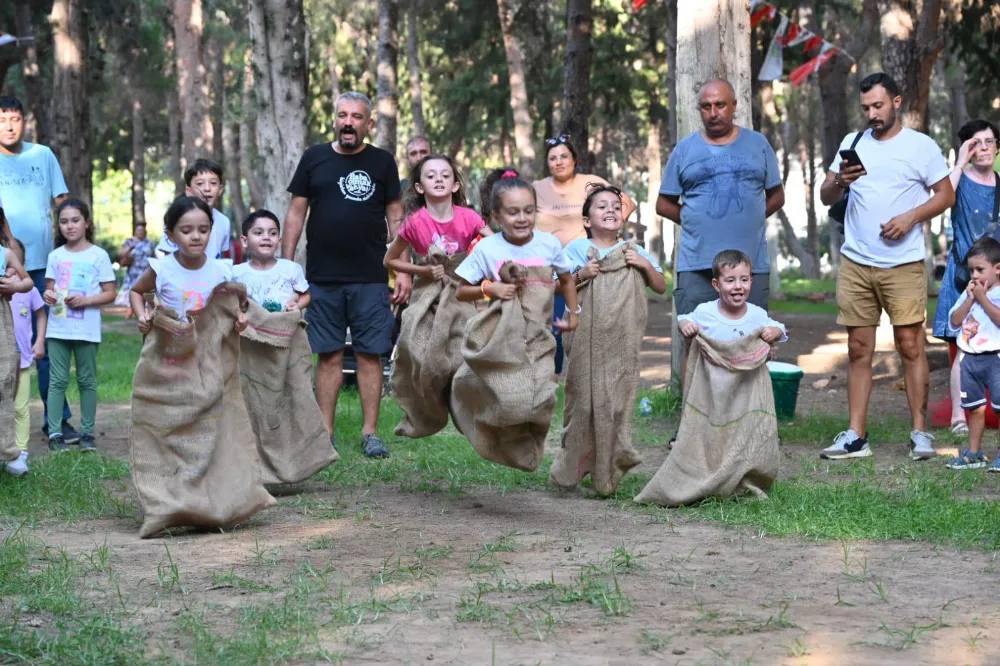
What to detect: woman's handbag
<box><xmin>952</xmin><ymin>171</ymin><xmax>1000</xmax><ymax>293</ymax></box>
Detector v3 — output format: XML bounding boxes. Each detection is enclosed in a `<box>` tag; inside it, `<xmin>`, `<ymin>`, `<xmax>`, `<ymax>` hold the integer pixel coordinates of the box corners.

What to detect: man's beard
<box><xmin>871</xmin><ymin>109</ymin><xmax>896</xmax><ymax>134</ymax></box>
<box><xmin>339</xmin><ymin>128</ymin><xmax>360</xmax><ymax>146</ymax></box>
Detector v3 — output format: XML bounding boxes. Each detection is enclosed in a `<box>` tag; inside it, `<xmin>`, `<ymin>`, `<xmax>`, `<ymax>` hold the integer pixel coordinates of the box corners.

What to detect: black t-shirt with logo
<box><xmin>287</xmin><ymin>143</ymin><xmax>401</xmax><ymax>284</ymax></box>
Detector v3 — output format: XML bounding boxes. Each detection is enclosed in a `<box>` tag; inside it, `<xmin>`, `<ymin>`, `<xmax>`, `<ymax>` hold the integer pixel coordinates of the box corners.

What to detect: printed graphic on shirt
<box><xmin>180</xmin><ymin>283</ymin><xmax>211</xmax><ymax>318</ymax></box>
<box><xmin>431</xmin><ymin>232</ymin><xmax>461</xmax><ymax>256</ymax></box>
<box><xmin>962</xmin><ymin>313</ymin><xmax>981</xmax><ymax>346</ymax></box>
<box><xmin>687</xmin><ymin>153</ymin><xmax>757</xmax><ymax>219</ymax></box>
<box><xmin>18</xmin><ymin>304</ymin><xmax>28</xmax><ymax>319</ymax></box>
<box><xmin>52</xmin><ymin>261</ymin><xmax>96</xmax><ymax>320</ymax></box>
<box><xmin>0</xmin><ymin>163</ymin><xmax>46</xmax><ymax>189</ymax></box>
<box><xmin>339</xmin><ymin>170</ymin><xmax>376</xmax><ymax>202</ymax></box>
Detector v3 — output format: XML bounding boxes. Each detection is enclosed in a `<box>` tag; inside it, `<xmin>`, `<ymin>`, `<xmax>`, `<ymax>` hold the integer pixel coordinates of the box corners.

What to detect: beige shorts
<box><xmin>836</xmin><ymin>256</ymin><xmax>927</xmax><ymax>327</ymax></box>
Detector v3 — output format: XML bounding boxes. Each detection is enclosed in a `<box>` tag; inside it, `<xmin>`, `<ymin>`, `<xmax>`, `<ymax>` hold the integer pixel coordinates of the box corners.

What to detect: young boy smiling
<box><xmin>156</xmin><ymin>159</ymin><xmax>232</xmax><ymax>260</ymax></box>
<box><xmin>232</xmin><ymin>210</ymin><xmax>310</xmax><ymax>313</ymax></box>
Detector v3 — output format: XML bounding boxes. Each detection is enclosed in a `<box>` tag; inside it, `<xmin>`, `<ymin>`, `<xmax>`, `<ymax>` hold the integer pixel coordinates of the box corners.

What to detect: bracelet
<box><xmin>564</xmin><ymin>304</ymin><xmax>582</xmax><ymax>315</ymax></box>
<box><xmin>481</xmin><ymin>280</ymin><xmax>493</xmax><ymax>299</ymax></box>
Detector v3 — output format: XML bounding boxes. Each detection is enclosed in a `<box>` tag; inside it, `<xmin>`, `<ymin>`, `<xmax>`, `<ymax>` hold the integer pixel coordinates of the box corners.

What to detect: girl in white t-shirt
<box><xmin>42</xmin><ymin>199</ymin><xmax>117</xmax><ymax>452</ymax></box>
<box><xmin>231</xmin><ymin>210</ymin><xmax>310</xmax><ymax>312</ymax></box>
<box><xmin>129</xmin><ymin>197</ymin><xmax>243</xmax><ymax>332</ymax></box>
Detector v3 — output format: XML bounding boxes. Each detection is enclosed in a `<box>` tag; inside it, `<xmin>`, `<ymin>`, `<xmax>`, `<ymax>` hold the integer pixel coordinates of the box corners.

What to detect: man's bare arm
<box><xmin>281</xmin><ymin>196</ymin><xmax>309</xmax><ymax>260</ymax></box>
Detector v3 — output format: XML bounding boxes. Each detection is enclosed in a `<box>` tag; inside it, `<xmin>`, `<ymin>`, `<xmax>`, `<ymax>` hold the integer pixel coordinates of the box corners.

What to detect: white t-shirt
<box><xmin>151</xmin><ymin>254</ymin><xmax>232</xmax><ymax>319</ymax></box>
<box><xmin>455</xmin><ymin>231</ymin><xmax>573</xmax><ymax>284</ymax></box>
<box><xmin>232</xmin><ymin>259</ymin><xmax>308</xmax><ymax>310</ymax></box>
<box><xmin>44</xmin><ymin>245</ymin><xmax>116</xmax><ymax>343</ymax></box>
<box><xmin>156</xmin><ymin>208</ymin><xmax>232</xmax><ymax>260</ymax></box>
<box><xmin>831</xmin><ymin>128</ymin><xmax>949</xmax><ymax>269</ymax></box>
<box><xmin>948</xmin><ymin>287</ymin><xmax>1000</xmax><ymax>354</ymax></box>
<box><xmin>678</xmin><ymin>300</ymin><xmax>788</xmax><ymax>342</ymax></box>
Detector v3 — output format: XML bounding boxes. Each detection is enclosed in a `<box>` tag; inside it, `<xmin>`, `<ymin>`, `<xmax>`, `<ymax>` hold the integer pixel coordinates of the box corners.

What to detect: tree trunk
<box><xmin>405</xmin><ymin>3</ymin><xmax>425</xmax><ymax>137</ymax></box>
<box><xmin>207</xmin><ymin>31</ymin><xmax>225</xmax><ymax>165</ymax></box>
<box><xmin>664</xmin><ymin>0</ymin><xmax>678</xmax><ymax>150</ymax></box>
<box><xmin>240</xmin><ymin>51</ymin><xmax>266</xmax><ymax>210</ymax></box>
<box><xmin>644</xmin><ymin>19</ymin><xmax>664</xmax><ymax>265</ymax></box>
<box><xmin>248</xmin><ymin>0</ymin><xmax>308</xmax><ymax>261</ymax></box>
<box><xmin>131</xmin><ymin>88</ymin><xmax>146</xmax><ymax>229</ymax></box>
<box><xmin>376</xmin><ymin>0</ymin><xmax>399</xmax><ymax>156</ymax></box>
<box><xmin>222</xmin><ymin>84</ymin><xmax>248</xmax><ymax>228</ymax></box>
<box><xmin>49</xmin><ymin>0</ymin><xmax>91</xmax><ymax>206</ymax></box>
<box><xmin>167</xmin><ymin>86</ymin><xmax>185</xmax><ymax>196</ymax></box>
<box><xmin>496</xmin><ymin>0</ymin><xmax>537</xmax><ymax>179</ymax></box>
<box><xmin>805</xmin><ymin>87</ymin><xmax>820</xmax><ymax>264</ymax></box>
<box><xmin>560</xmin><ymin>0</ymin><xmax>594</xmax><ymax>172</ymax></box>
<box><xmin>672</xmin><ymin>0</ymin><xmax>751</xmax><ymax>384</ymax></box>
<box><xmin>14</xmin><ymin>1</ymin><xmax>47</xmax><ymax>145</ymax></box>
<box><xmin>877</xmin><ymin>0</ymin><xmax>945</xmax><ymax>133</ymax></box>
<box><xmin>173</xmin><ymin>0</ymin><xmax>213</xmax><ymax>166</ymax></box>
<box><xmin>328</xmin><ymin>43</ymin><xmax>341</xmax><ymax>107</ymax></box>
<box><xmin>946</xmin><ymin>49</ymin><xmax>968</xmax><ymax>149</ymax></box>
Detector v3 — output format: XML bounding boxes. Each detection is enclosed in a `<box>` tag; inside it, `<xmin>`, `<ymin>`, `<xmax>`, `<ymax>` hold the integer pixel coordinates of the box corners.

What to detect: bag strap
<box><xmin>849</xmin><ymin>131</ymin><xmax>864</xmax><ymax>150</ymax></box>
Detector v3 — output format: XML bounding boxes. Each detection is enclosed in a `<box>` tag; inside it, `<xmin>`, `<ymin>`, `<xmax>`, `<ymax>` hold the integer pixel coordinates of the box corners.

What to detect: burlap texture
<box><xmin>130</xmin><ymin>283</ymin><xmax>275</xmax><ymax>538</ymax></box>
<box><xmin>635</xmin><ymin>332</ymin><xmax>779</xmax><ymax>507</ymax></box>
<box><xmin>0</xmin><ymin>305</ymin><xmax>19</xmax><ymax>463</ymax></box>
<box><xmin>551</xmin><ymin>244</ymin><xmax>645</xmax><ymax>495</ymax></box>
<box><xmin>240</xmin><ymin>301</ymin><xmax>337</xmax><ymax>484</ymax></box>
<box><xmin>450</xmin><ymin>264</ymin><xmax>557</xmax><ymax>472</ymax></box>
<box><xmin>392</xmin><ymin>249</ymin><xmax>476</xmax><ymax>438</ymax></box>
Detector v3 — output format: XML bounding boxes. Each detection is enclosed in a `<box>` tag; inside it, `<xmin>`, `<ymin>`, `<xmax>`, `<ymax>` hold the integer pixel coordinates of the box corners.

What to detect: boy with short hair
<box><xmin>156</xmin><ymin>158</ymin><xmax>232</xmax><ymax>260</ymax></box>
<box><xmin>231</xmin><ymin>210</ymin><xmax>310</xmax><ymax>312</ymax></box>
<box><xmin>947</xmin><ymin>237</ymin><xmax>1000</xmax><ymax>470</ymax></box>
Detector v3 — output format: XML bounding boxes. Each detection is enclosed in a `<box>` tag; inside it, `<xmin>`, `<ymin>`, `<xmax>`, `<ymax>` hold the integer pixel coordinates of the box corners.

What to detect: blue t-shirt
<box><xmin>563</xmin><ymin>239</ymin><xmax>663</xmax><ymax>273</ymax></box>
<box><xmin>0</xmin><ymin>143</ymin><xmax>69</xmax><ymax>271</ymax></box>
<box><xmin>659</xmin><ymin>128</ymin><xmax>781</xmax><ymax>274</ymax></box>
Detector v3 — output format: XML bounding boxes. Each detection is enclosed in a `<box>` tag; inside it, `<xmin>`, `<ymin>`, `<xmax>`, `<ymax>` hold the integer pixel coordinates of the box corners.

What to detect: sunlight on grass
<box><xmin>31</xmin><ymin>331</ymin><xmax>142</xmax><ymax>404</ymax></box>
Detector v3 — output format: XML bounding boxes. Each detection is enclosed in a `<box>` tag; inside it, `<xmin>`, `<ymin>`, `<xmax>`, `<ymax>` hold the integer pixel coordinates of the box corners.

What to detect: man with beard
<box><xmin>282</xmin><ymin>92</ymin><xmax>410</xmax><ymax>459</ymax></box>
<box><xmin>818</xmin><ymin>73</ymin><xmax>955</xmax><ymax>462</ymax></box>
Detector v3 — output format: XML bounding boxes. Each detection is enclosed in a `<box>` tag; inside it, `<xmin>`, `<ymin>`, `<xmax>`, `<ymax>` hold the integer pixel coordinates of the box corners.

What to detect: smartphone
<box><xmin>840</xmin><ymin>149</ymin><xmax>865</xmax><ymax>171</ymax></box>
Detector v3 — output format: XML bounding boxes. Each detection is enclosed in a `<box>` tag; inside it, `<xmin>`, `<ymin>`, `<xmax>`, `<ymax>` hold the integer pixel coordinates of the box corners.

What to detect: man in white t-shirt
<box><xmin>818</xmin><ymin>73</ymin><xmax>955</xmax><ymax>462</ymax></box>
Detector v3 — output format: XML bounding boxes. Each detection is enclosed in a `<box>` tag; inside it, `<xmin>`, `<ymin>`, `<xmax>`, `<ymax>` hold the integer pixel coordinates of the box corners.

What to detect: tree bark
<box><xmin>167</xmin><ymin>85</ymin><xmax>185</xmax><ymax>196</ymax></box>
<box><xmin>14</xmin><ymin>1</ymin><xmax>47</xmax><ymax>145</ymax></box>
<box><xmin>644</xmin><ymin>18</ymin><xmax>664</xmax><ymax>265</ymax></box>
<box><xmin>405</xmin><ymin>2</ymin><xmax>425</xmax><ymax>138</ymax></box>
<box><xmin>877</xmin><ymin>0</ymin><xmax>945</xmax><ymax>133</ymax></box>
<box><xmin>946</xmin><ymin>49</ymin><xmax>968</xmax><ymax>149</ymax></box>
<box><xmin>328</xmin><ymin>42</ymin><xmax>341</xmax><ymax>107</ymax></box>
<box><xmin>207</xmin><ymin>31</ymin><xmax>225</xmax><ymax>165</ymax></box>
<box><xmin>173</xmin><ymin>0</ymin><xmax>213</xmax><ymax>166</ymax></box>
<box><xmin>222</xmin><ymin>108</ymin><xmax>248</xmax><ymax>228</ymax></box>
<box><xmin>131</xmin><ymin>88</ymin><xmax>146</xmax><ymax>229</ymax></box>
<box><xmin>248</xmin><ymin>0</ymin><xmax>308</xmax><ymax>261</ymax></box>
<box><xmin>240</xmin><ymin>51</ymin><xmax>266</xmax><ymax>210</ymax></box>
<box><xmin>560</xmin><ymin>0</ymin><xmax>594</xmax><ymax>172</ymax></box>
<box><xmin>49</xmin><ymin>0</ymin><xmax>91</xmax><ymax>206</ymax></box>
<box><xmin>496</xmin><ymin>0</ymin><xmax>537</xmax><ymax>179</ymax></box>
<box><xmin>664</xmin><ymin>0</ymin><xmax>678</xmax><ymax>150</ymax></box>
<box><xmin>672</xmin><ymin>0</ymin><xmax>752</xmax><ymax>384</ymax></box>
<box><xmin>376</xmin><ymin>0</ymin><xmax>400</xmax><ymax>156</ymax></box>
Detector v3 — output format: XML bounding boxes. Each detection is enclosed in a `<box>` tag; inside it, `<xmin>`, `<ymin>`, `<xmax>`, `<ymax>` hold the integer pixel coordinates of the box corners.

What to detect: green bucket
<box><xmin>768</xmin><ymin>361</ymin><xmax>804</xmax><ymax>422</ymax></box>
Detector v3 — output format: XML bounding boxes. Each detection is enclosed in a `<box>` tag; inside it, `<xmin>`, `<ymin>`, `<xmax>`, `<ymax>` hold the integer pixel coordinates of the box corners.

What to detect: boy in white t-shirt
<box><xmin>947</xmin><ymin>237</ymin><xmax>1000</xmax><ymax>471</ymax></box>
<box><xmin>156</xmin><ymin>158</ymin><xmax>233</xmax><ymax>260</ymax></box>
<box><xmin>232</xmin><ymin>210</ymin><xmax>310</xmax><ymax>312</ymax></box>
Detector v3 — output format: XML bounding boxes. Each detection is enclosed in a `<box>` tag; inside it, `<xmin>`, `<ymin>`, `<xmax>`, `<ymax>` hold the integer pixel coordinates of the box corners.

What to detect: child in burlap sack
<box><xmin>231</xmin><ymin>210</ymin><xmax>310</xmax><ymax>313</ymax></box>
<box><xmin>450</xmin><ymin>176</ymin><xmax>579</xmax><ymax>471</ymax></box>
<box><xmin>383</xmin><ymin>154</ymin><xmax>492</xmax><ymax>438</ymax></box>
<box><xmin>550</xmin><ymin>184</ymin><xmax>666</xmax><ymax>495</ymax></box>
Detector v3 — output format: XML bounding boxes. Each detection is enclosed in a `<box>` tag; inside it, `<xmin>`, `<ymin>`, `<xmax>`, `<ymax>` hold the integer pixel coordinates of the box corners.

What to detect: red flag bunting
<box><xmin>750</xmin><ymin>4</ymin><xmax>777</xmax><ymax>29</ymax></box>
<box><xmin>802</xmin><ymin>35</ymin><xmax>824</xmax><ymax>52</ymax></box>
<box><xmin>788</xmin><ymin>45</ymin><xmax>838</xmax><ymax>86</ymax></box>
<box><xmin>633</xmin><ymin>0</ymin><xmax>648</xmax><ymax>9</ymax></box>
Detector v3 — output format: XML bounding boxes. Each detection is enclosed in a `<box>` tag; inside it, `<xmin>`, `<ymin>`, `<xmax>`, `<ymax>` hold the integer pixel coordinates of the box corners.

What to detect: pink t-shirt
<box><xmin>398</xmin><ymin>206</ymin><xmax>485</xmax><ymax>256</ymax></box>
<box><xmin>10</xmin><ymin>288</ymin><xmax>44</xmax><ymax>369</ymax></box>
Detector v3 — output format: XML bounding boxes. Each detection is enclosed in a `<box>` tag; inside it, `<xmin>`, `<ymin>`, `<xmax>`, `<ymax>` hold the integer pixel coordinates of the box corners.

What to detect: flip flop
<box><xmin>951</xmin><ymin>420</ymin><xmax>969</xmax><ymax>437</ymax></box>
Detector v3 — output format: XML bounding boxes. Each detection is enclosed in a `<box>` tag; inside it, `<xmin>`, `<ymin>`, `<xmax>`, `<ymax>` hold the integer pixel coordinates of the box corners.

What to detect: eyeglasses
<box><xmin>975</xmin><ymin>139</ymin><xmax>998</xmax><ymax>149</ymax></box>
<box><xmin>545</xmin><ymin>134</ymin><xmax>570</xmax><ymax>146</ymax></box>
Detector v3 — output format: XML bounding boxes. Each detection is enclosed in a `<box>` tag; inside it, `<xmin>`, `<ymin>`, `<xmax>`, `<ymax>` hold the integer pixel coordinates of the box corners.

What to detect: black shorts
<box><xmin>306</xmin><ymin>282</ymin><xmax>394</xmax><ymax>356</ymax></box>
<box><xmin>673</xmin><ymin>269</ymin><xmax>770</xmax><ymax>316</ymax></box>
<box><xmin>960</xmin><ymin>352</ymin><xmax>1000</xmax><ymax>410</ymax></box>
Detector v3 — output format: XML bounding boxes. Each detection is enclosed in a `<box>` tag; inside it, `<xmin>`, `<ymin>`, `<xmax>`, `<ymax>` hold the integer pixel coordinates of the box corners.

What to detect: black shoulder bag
<box><xmin>827</xmin><ymin>131</ymin><xmax>864</xmax><ymax>228</ymax></box>
<box><xmin>952</xmin><ymin>171</ymin><xmax>1000</xmax><ymax>293</ymax></box>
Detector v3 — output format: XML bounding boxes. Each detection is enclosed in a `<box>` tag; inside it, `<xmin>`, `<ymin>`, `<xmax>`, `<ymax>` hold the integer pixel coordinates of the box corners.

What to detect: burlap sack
<box><xmin>130</xmin><ymin>283</ymin><xmax>276</xmax><ymax>538</ymax></box>
<box><xmin>635</xmin><ymin>331</ymin><xmax>779</xmax><ymax>507</ymax></box>
<box><xmin>551</xmin><ymin>244</ymin><xmax>645</xmax><ymax>495</ymax></box>
<box><xmin>240</xmin><ymin>301</ymin><xmax>337</xmax><ymax>484</ymax></box>
<box><xmin>0</xmin><ymin>305</ymin><xmax>19</xmax><ymax>463</ymax></box>
<box><xmin>450</xmin><ymin>264</ymin><xmax>557</xmax><ymax>472</ymax></box>
<box><xmin>392</xmin><ymin>248</ymin><xmax>477</xmax><ymax>438</ymax></box>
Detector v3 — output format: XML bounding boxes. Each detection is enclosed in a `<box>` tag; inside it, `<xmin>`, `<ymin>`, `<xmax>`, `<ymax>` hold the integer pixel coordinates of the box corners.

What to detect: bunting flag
<box><xmin>749</xmin><ymin>2</ymin><xmax>853</xmax><ymax>85</ymax></box>
<box><xmin>758</xmin><ymin>15</ymin><xmax>789</xmax><ymax>81</ymax></box>
<box><xmin>750</xmin><ymin>4</ymin><xmax>778</xmax><ymax>28</ymax></box>
<box><xmin>788</xmin><ymin>43</ymin><xmax>838</xmax><ymax>87</ymax></box>
<box><xmin>632</xmin><ymin>0</ymin><xmax>648</xmax><ymax>10</ymax></box>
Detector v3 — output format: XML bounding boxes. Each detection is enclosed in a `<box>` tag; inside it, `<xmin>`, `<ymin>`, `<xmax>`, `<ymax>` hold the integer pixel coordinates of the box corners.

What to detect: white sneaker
<box><xmin>910</xmin><ymin>430</ymin><xmax>937</xmax><ymax>461</ymax></box>
<box><xmin>3</xmin><ymin>451</ymin><xmax>28</xmax><ymax>477</ymax></box>
<box><xmin>820</xmin><ymin>429</ymin><xmax>871</xmax><ymax>460</ymax></box>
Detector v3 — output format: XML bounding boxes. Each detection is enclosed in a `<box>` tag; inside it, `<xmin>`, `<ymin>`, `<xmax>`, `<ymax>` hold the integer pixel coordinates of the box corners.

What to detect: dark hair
<box><xmin>544</xmin><ymin>134</ymin><xmax>579</xmax><ymax>167</ymax></box>
<box><xmin>402</xmin><ymin>154</ymin><xmax>468</xmax><ymax>216</ymax></box>
<box><xmin>12</xmin><ymin>238</ymin><xmax>24</xmax><ymax>258</ymax></box>
<box><xmin>489</xmin><ymin>176</ymin><xmax>536</xmax><ymax>221</ymax></box>
<box><xmin>0</xmin><ymin>96</ymin><xmax>24</xmax><ymax>115</ymax></box>
<box><xmin>582</xmin><ymin>184</ymin><xmax>624</xmax><ymax>239</ymax></box>
<box><xmin>958</xmin><ymin>119</ymin><xmax>1000</xmax><ymax>145</ymax></box>
<box><xmin>164</xmin><ymin>196</ymin><xmax>213</xmax><ymax>233</ymax></box>
<box><xmin>54</xmin><ymin>199</ymin><xmax>94</xmax><ymax>247</ymax></box>
<box><xmin>479</xmin><ymin>167</ymin><xmax>519</xmax><ymax>220</ymax></box>
<box><xmin>967</xmin><ymin>237</ymin><xmax>1000</xmax><ymax>266</ymax></box>
<box><xmin>242</xmin><ymin>209</ymin><xmax>281</xmax><ymax>236</ymax></box>
<box><xmin>0</xmin><ymin>207</ymin><xmax>8</xmax><ymax>248</ymax></box>
<box><xmin>183</xmin><ymin>158</ymin><xmax>224</xmax><ymax>187</ymax></box>
<box><xmin>859</xmin><ymin>72</ymin><xmax>900</xmax><ymax>99</ymax></box>
<box><xmin>712</xmin><ymin>249</ymin><xmax>753</xmax><ymax>279</ymax></box>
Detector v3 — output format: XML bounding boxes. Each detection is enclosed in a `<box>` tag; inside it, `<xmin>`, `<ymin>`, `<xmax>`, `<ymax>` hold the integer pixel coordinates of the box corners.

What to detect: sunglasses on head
<box><xmin>545</xmin><ymin>134</ymin><xmax>571</xmax><ymax>146</ymax></box>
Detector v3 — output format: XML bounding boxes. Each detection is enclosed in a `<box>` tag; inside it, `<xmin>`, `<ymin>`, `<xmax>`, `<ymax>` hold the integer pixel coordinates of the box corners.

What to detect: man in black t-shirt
<box><xmin>282</xmin><ymin>91</ymin><xmax>410</xmax><ymax>459</ymax></box>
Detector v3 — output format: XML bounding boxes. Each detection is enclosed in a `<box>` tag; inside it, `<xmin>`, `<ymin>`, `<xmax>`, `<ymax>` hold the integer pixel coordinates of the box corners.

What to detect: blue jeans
<box><xmin>552</xmin><ymin>294</ymin><xmax>565</xmax><ymax>375</ymax></box>
<box><xmin>28</xmin><ymin>269</ymin><xmax>72</xmax><ymax>427</ymax></box>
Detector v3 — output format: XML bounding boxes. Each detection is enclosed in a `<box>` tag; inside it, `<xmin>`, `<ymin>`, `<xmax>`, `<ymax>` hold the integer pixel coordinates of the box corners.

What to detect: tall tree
<box><xmin>248</xmin><ymin>0</ymin><xmax>308</xmax><ymax>258</ymax></box>
<box><xmin>405</xmin><ymin>2</ymin><xmax>425</xmax><ymax>137</ymax></box>
<box><xmin>376</xmin><ymin>0</ymin><xmax>400</xmax><ymax>156</ymax></box>
<box><xmin>49</xmin><ymin>0</ymin><xmax>91</xmax><ymax>206</ymax></box>
<box><xmin>496</xmin><ymin>0</ymin><xmax>536</xmax><ymax>178</ymax></box>
<box><xmin>240</xmin><ymin>50</ymin><xmax>265</xmax><ymax>210</ymax></box>
<box><xmin>173</xmin><ymin>0</ymin><xmax>213</xmax><ymax>166</ymax></box>
<box><xmin>877</xmin><ymin>0</ymin><xmax>945</xmax><ymax>132</ymax></box>
<box><xmin>13</xmin><ymin>1</ymin><xmax>47</xmax><ymax>145</ymax></box>
<box><xmin>560</xmin><ymin>0</ymin><xmax>594</xmax><ymax>171</ymax></box>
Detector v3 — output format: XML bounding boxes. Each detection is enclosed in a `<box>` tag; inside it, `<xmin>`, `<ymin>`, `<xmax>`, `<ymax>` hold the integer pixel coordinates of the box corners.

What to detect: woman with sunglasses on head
<box><xmin>533</xmin><ymin>135</ymin><xmax>637</xmax><ymax>377</ymax></box>
<box><xmin>932</xmin><ymin>119</ymin><xmax>1000</xmax><ymax>439</ymax></box>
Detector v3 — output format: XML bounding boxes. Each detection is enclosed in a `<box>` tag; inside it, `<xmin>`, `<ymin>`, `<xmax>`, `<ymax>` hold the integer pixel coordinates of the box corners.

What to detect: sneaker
<box><xmin>44</xmin><ymin>421</ymin><xmax>81</xmax><ymax>444</ymax></box>
<box><xmin>48</xmin><ymin>435</ymin><xmax>69</xmax><ymax>453</ymax></box>
<box><xmin>667</xmin><ymin>432</ymin><xmax>677</xmax><ymax>451</ymax></box>
<box><xmin>910</xmin><ymin>430</ymin><xmax>937</xmax><ymax>461</ymax></box>
<box><xmin>820</xmin><ymin>430</ymin><xmax>871</xmax><ymax>460</ymax></box>
<box><xmin>3</xmin><ymin>451</ymin><xmax>28</xmax><ymax>477</ymax></box>
<box><xmin>79</xmin><ymin>433</ymin><xmax>96</xmax><ymax>452</ymax></box>
<box><xmin>988</xmin><ymin>456</ymin><xmax>1000</xmax><ymax>473</ymax></box>
<box><xmin>946</xmin><ymin>449</ymin><xmax>988</xmax><ymax>470</ymax></box>
<box><xmin>361</xmin><ymin>433</ymin><xmax>390</xmax><ymax>459</ymax></box>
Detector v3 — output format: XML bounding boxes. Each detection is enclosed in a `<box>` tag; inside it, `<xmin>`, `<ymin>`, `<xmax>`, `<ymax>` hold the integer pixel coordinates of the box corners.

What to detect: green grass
<box><xmin>31</xmin><ymin>331</ymin><xmax>142</xmax><ymax>404</ymax></box>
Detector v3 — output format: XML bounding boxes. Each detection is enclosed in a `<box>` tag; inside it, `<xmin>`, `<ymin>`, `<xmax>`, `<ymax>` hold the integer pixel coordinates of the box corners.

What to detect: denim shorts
<box><xmin>960</xmin><ymin>352</ymin><xmax>1000</xmax><ymax>410</ymax></box>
